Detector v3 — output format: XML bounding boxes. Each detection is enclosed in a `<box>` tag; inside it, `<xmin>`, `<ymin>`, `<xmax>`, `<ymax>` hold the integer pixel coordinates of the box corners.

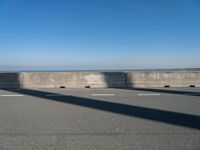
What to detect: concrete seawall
<box><xmin>0</xmin><ymin>71</ymin><xmax>199</xmax><ymax>88</ymax></box>
<box><xmin>0</xmin><ymin>73</ymin><xmax>22</xmax><ymax>88</ymax></box>
<box><xmin>127</xmin><ymin>72</ymin><xmax>200</xmax><ymax>88</ymax></box>
<box><xmin>21</xmin><ymin>72</ymin><xmax>126</xmax><ymax>88</ymax></box>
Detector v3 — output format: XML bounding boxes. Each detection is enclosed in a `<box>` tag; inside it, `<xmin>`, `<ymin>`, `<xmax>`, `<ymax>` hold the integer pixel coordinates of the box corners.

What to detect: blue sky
<box><xmin>0</xmin><ymin>0</ymin><xmax>200</xmax><ymax>70</ymax></box>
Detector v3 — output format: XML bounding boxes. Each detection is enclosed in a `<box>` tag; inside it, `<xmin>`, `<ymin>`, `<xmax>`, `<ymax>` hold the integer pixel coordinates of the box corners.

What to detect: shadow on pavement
<box><xmin>129</xmin><ymin>87</ymin><xmax>200</xmax><ymax>97</ymax></box>
<box><xmin>3</xmin><ymin>88</ymin><xmax>200</xmax><ymax>130</ymax></box>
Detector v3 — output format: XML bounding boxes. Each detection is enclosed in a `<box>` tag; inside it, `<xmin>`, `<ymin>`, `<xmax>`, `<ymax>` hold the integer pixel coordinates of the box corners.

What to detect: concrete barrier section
<box><xmin>0</xmin><ymin>73</ymin><xmax>22</xmax><ymax>88</ymax></box>
<box><xmin>21</xmin><ymin>72</ymin><xmax>127</xmax><ymax>88</ymax></box>
<box><xmin>0</xmin><ymin>71</ymin><xmax>199</xmax><ymax>88</ymax></box>
<box><xmin>127</xmin><ymin>72</ymin><xmax>200</xmax><ymax>88</ymax></box>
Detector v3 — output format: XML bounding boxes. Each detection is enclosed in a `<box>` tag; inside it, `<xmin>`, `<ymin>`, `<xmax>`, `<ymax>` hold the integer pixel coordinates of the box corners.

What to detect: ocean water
<box><xmin>0</xmin><ymin>68</ymin><xmax>200</xmax><ymax>73</ymax></box>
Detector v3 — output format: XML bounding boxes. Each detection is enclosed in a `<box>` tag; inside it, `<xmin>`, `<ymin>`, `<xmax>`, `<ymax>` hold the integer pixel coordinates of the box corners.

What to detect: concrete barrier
<box><xmin>127</xmin><ymin>72</ymin><xmax>200</xmax><ymax>88</ymax></box>
<box><xmin>0</xmin><ymin>73</ymin><xmax>22</xmax><ymax>88</ymax></box>
<box><xmin>0</xmin><ymin>71</ymin><xmax>199</xmax><ymax>88</ymax></box>
<box><xmin>21</xmin><ymin>72</ymin><xmax>127</xmax><ymax>88</ymax></box>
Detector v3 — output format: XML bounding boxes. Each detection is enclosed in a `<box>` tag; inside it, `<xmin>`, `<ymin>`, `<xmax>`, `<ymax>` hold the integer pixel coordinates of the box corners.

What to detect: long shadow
<box><xmin>130</xmin><ymin>87</ymin><xmax>200</xmax><ymax>97</ymax></box>
<box><xmin>3</xmin><ymin>88</ymin><xmax>200</xmax><ymax>130</ymax></box>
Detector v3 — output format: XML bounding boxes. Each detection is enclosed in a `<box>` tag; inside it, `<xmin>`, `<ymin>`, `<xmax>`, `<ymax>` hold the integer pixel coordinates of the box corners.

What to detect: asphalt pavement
<box><xmin>0</xmin><ymin>88</ymin><xmax>200</xmax><ymax>150</ymax></box>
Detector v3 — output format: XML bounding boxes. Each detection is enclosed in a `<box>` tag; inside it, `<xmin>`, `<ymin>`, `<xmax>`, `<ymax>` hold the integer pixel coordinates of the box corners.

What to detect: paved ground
<box><xmin>0</xmin><ymin>88</ymin><xmax>200</xmax><ymax>150</ymax></box>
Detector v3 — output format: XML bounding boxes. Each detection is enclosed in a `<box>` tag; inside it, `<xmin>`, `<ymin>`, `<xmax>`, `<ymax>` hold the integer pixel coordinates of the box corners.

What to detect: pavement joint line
<box><xmin>1</xmin><ymin>94</ymin><xmax>24</xmax><ymax>97</ymax></box>
<box><xmin>138</xmin><ymin>93</ymin><xmax>161</xmax><ymax>96</ymax></box>
<box><xmin>92</xmin><ymin>94</ymin><xmax>115</xmax><ymax>96</ymax></box>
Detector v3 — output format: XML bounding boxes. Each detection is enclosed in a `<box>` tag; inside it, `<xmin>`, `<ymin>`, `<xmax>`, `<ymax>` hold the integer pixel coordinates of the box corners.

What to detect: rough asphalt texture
<box><xmin>0</xmin><ymin>88</ymin><xmax>199</xmax><ymax>150</ymax></box>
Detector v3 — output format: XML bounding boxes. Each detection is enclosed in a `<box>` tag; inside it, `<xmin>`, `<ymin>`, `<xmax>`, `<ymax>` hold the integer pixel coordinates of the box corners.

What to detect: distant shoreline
<box><xmin>0</xmin><ymin>68</ymin><xmax>200</xmax><ymax>73</ymax></box>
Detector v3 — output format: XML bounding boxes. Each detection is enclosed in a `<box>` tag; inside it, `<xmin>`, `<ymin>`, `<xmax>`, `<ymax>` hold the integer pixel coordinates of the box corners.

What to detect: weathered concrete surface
<box><xmin>0</xmin><ymin>71</ymin><xmax>200</xmax><ymax>88</ymax></box>
<box><xmin>0</xmin><ymin>73</ymin><xmax>22</xmax><ymax>88</ymax></box>
<box><xmin>21</xmin><ymin>72</ymin><xmax>127</xmax><ymax>88</ymax></box>
<box><xmin>127</xmin><ymin>72</ymin><xmax>200</xmax><ymax>88</ymax></box>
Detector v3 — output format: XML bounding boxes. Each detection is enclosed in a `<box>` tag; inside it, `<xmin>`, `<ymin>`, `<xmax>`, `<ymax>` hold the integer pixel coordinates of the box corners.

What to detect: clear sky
<box><xmin>0</xmin><ymin>0</ymin><xmax>200</xmax><ymax>71</ymax></box>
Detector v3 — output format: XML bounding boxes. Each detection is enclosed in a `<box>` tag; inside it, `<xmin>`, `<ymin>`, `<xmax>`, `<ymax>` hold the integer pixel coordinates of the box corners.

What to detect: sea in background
<box><xmin>0</xmin><ymin>68</ymin><xmax>200</xmax><ymax>73</ymax></box>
